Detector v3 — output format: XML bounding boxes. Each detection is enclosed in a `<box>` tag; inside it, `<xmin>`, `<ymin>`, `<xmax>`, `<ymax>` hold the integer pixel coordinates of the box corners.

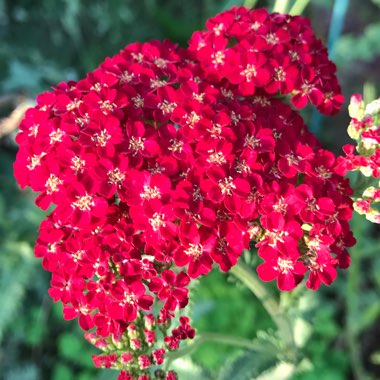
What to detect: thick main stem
<box><xmin>230</xmin><ymin>260</ymin><xmax>295</xmax><ymax>350</ymax></box>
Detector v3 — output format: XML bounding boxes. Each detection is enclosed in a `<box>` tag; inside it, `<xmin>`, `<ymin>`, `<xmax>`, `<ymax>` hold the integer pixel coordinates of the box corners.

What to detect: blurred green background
<box><xmin>0</xmin><ymin>0</ymin><xmax>379</xmax><ymax>379</ymax></box>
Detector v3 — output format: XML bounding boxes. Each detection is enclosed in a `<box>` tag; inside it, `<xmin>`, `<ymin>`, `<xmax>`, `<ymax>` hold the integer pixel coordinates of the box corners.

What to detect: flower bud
<box><xmin>92</xmin><ymin>353</ymin><xmax>117</xmax><ymax>369</ymax></box>
<box><xmin>130</xmin><ymin>338</ymin><xmax>142</xmax><ymax>351</ymax></box>
<box><xmin>152</xmin><ymin>348</ymin><xmax>166</xmax><ymax>365</ymax></box>
<box><xmin>118</xmin><ymin>371</ymin><xmax>134</xmax><ymax>380</ymax></box>
<box><xmin>154</xmin><ymin>369</ymin><xmax>165</xmax><ymax>379</ymax></box>
<box><xmin>127</xmin><ymin>323</ymin><xmax>139</xmax><ymax>339</ymax></box>
<box><xmin>348</xmin><ymin>94</ymin><xmax>365</xmax><ymax>120</ymax></box>
<box><xmin>138</xmin><ymin>375</ymin><xmax>151</xmax><ymax>380</ymax></box>
<box><xmin>144</xmin><ymin>314</ymin><xmax>156</xmax><ymax>330</ymax></box>
<box><xmin>121</xmin><ymin>353</ymin><xmax>134</xmax><ymax>365</ymax></box>
<box><xmin>144</xmin><ymin>329</ymin><xmax>156</xmax><ymax>345</ymax></box>
<box><xmin>166</xmin><ymin>371</ymin><xmax>178</xmax><ymax>380</ymax></box>
<box><xmin>138</xmin><ymin>355</ymin><xmax>151</xmax><ymax>370</ymax></box>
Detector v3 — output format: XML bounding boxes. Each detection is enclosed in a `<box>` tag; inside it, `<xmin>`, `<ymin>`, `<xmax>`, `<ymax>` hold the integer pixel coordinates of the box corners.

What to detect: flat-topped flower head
<box><xmin>13</xmin><ymin>7</ymin><xmax>355</xmax><ymax>378</ymax></box>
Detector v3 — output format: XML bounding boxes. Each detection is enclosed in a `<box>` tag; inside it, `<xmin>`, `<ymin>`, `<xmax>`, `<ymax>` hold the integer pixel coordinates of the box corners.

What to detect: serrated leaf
<box><xmin>170</xmin><ymin>358</ymin><xmax>213</xmax><ymax>380</ymax></box>
<box><xmin>254</xmin><ymin>330</ymin><xmax>283</xmax><ymax>354</ymax></box>
<box><xmin>218</xmin><ymin>350</ymin><xmax>278</xmax><ymax>380</ymax></box>
<box><xmin>0</xmin><ymin>242</ymin><xmax>35</xmax><ymax>342</ymax></box>
<box><xmin>256</xmin><ymin>361</ymin><xmax>297</xmax><ymax>380</ymax></box>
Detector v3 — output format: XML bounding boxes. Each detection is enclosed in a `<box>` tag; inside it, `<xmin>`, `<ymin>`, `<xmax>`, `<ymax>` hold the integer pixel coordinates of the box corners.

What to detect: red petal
<box><xmin>257</xmin><ymin>262</ymin><xmax>278</xmax><ymax>282</ymax></box>
<box><xmin>79</xmin><ymin>314</ymin><xmax>94</xmax><ymax>330</ymax></box>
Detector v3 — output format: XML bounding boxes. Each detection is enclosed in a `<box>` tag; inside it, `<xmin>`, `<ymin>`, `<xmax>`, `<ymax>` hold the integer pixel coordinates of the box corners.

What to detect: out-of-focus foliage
<box><xmin>0</xmin><ymin>0</ymin><xmax>380</xmax><ymax>379</ymax></box>
<box><xmin>0</xmin><ymin>0</ymin><xmax>245</xmax><ymax>95</ymax></box>
<box><xmin>336</xmin><ymin>23</ymin><xmax>380</xmax><ymax>63</ymax></box>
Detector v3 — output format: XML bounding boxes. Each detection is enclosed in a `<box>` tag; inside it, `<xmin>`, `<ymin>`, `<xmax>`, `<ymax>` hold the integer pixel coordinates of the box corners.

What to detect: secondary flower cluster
<box><xmin>188</xmin><ymin>7</ymin><xmax>343</xmax><ymax>114</ymax></box>
<box><xmin>336</xmin><ymin>94</ymin><xmax>380</xmax><ymax>223</ymax></box>
<box><xmin>85</xmin><ymin>314</ymin><xmax>193</xmax><ymax>379</ymax></box>
<box><xmin>13</xmin><ymin>6</ymin><xmax>355</xmax><ymax>378</ymax></box>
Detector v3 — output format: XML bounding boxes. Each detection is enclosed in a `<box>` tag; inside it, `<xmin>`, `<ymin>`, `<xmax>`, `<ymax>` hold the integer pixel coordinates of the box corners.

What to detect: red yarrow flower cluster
<box><xmin>13</xmin><ymin>6</ymin><xmax>355</xmax><ymax>378</ymax></box>
<box><xmin>188</xmin><ymin>7</ymin><xmax>343</xmax><ymax>114</ymax></box>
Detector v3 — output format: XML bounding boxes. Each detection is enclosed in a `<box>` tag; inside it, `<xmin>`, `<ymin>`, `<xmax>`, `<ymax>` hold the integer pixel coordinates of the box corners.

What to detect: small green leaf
<box><xmin>58</xmin><ymin>332</ymin><xmax>94</xmax><ymax>368</ymax></box>
<box><xmin>370</xmin><ymin>351</ymin><xmax>380</xmax><ymax>365</ymax></box>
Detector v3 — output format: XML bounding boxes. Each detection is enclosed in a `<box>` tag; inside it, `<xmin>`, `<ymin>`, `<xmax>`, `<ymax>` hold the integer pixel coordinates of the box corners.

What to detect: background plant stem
<box><xmin>289</xmin><ymin>0</ymin><xmax>311</xmax><ymax>15</ymax></box>
<box><xmin>199</xmin><ymin>332</ymin><xmax>256</xmax><ymax>349</ymax></box>
<box><xmin>272</xmin><ymin>0</ymin><xmax>290</xmax><ymax>13</ymax></box>
<box><xmin>310</xmin><ymin>0</ymin><xmax>350</xmax><ymax>135</ymax></box>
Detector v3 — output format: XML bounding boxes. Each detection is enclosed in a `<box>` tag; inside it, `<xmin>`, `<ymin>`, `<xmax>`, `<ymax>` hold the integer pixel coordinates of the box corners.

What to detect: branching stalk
<box><xmin>164</xmin><ymin>331</ymin><xmax>258</xmax><ymax>370</ymax></box>
<box><xmin>230</xmin><ymin>260</ymin><xmax>295</xmax><ymax>349</ymax></box>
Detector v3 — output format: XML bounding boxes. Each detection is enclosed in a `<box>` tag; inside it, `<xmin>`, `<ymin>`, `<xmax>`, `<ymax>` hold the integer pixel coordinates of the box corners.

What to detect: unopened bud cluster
<box><xmin>336</xmin><ymin>94</ymin><xmax>380</xmax><ymax>223</ymax></box>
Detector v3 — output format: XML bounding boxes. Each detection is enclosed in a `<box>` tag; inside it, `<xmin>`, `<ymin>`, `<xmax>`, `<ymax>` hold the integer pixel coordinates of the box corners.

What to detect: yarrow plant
<box><xmin>13</xmin><ymin>5</ymin><xmax>378</xmax><ymax>379</ymax></box>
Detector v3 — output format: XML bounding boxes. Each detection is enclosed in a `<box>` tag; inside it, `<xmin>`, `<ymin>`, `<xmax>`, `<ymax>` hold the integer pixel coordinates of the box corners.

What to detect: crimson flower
<box><xmin>106</xmin><ymin>280</ymin><xmax>153</xmax><ymax>322</ymax></box>
<box><xmin>149</xmin><ymin>270</ymin><xmax>190</xmax><ymax>311</ymax></box>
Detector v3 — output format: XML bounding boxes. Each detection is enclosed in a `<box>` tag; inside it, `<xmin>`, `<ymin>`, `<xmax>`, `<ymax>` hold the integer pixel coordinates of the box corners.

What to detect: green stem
<box><xmin>346</xmin><ymin>214</ymin><xmax>373</xmax><ymax>380</ymax></box>
<box><xmin>243</xmin><ymin>0</ymin><xmax>259</xmax><ymax>8</ymax></box>
<box><xmin>363</xmin><ymin>81</ymin><xmax>376</xmax><ymax>104</ymax></box>
<box><xmin>164</xmin><ymin>331</ymin><xmax>258</xmax><ymax>370</ymax></box>
<box><xmin>199</xmin><ymin>332</ymin><xmax>256</xmax><ymax>349</ymax></box>
<box><xmin>165</xmin><ymin>338</ymin><xmax>203</xmax><ymax>363</ymax></box>
<box><xmin>166</xmin><ymin>261</ymin><xmax>297</xmax><ymax>373</ymax></box>
<box><xmin>272</xmin><ymin>0</ymin><xmax>290</xmax><ymax>13</ymax></box>
<box><xmin>168</xmin><ymin>333</ymin><xmax>255</xmax><ymax>357</ymax></box>
<box><xmin>289</xmin><ymin>0</ymin><xmax>311</xmax><ymax>15</ymax></box>
<box><xmin>230</xmin><ymin>260</ymin><xmax>295</xmax><ymax>350</ymax></box>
